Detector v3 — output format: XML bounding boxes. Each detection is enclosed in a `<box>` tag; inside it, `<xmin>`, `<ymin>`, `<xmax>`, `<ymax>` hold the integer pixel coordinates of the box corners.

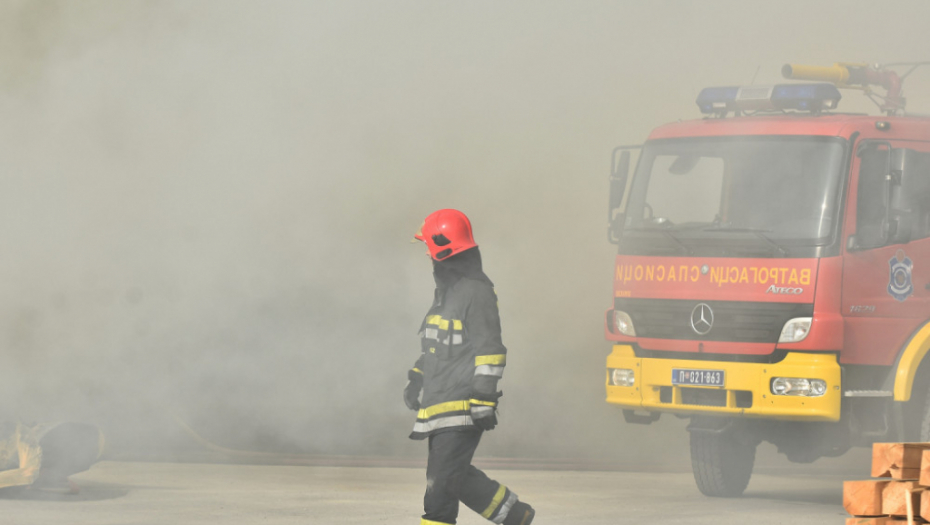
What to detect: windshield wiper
<box><xmin>702</xmin><ymin>227</ymin><xmax>788</xmax><ymax>257</ymax></box>
<box><xmin>625</xmin><ymin>227</ymin><xmax>692</xmax><ymax>255</ymax></box>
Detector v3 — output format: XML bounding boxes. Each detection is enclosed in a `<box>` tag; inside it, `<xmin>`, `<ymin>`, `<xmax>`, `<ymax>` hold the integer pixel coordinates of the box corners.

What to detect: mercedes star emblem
<box><xmin>690</xmin><ymin>303</ymin><xmax>714</xmax><ymax>335</ymax></box>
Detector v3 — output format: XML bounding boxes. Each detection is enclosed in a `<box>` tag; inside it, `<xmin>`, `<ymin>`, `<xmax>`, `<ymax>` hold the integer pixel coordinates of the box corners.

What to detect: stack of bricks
<box><xmin>846</xmin><ymin>443</ymin><xmax>930</xmax><ymax>525</ymax></box>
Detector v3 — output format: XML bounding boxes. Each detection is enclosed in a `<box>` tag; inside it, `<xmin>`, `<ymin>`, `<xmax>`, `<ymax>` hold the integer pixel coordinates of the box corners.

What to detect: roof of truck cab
<box><xmin>647</xmin><ymin>114</ymin><xmax>930</xmax><ymax>141</ymax></box>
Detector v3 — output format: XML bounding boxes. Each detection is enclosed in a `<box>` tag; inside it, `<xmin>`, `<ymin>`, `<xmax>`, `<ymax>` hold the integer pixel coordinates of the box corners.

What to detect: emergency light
<box><xmin>696</xmin><ymin>83</ymin><xmax>842</xmax><ymax>115</ymax></box>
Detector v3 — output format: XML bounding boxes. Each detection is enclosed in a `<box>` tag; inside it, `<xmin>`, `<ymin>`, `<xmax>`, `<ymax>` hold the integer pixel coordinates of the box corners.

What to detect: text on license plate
<box><xmin>672</xmin><ymin>369</ymin><xmax>725</xmax><ymax>387</ymax></box>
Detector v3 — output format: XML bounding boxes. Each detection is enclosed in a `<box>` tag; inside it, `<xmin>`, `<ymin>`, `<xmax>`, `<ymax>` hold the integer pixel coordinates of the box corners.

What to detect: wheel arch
<box><xmin>892</xmin><ymin>321</ymin><xmax>930</xmax><ymax>402</ymax></box>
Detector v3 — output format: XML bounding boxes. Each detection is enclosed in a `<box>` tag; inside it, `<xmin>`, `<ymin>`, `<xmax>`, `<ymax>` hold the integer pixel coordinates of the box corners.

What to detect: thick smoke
<box><xmin>0</xmin><ymin>0</ymin><xmax>928</xmax><ymax>467</ymax></box>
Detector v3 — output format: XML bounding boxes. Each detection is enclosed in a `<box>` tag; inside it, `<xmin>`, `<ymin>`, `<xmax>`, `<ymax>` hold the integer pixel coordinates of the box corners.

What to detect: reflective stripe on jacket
<box><xmin>409</xmin><ymin>276</ymin><xmax>506</xmax><ymax>440</ymax></box>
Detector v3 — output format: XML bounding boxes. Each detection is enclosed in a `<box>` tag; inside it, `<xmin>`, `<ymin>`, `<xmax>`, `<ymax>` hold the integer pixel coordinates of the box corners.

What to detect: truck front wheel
<box><xmin>919</xmin><ymin>381</ymin><xmax>930</xmax><ymax>442</ymax></box>
<box><xmin>689</xmin><ymin>427</ymin><xmax>756</xmax><ymax>497</ymax></box>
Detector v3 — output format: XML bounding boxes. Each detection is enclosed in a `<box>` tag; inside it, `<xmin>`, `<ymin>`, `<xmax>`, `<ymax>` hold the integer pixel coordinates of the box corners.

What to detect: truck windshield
<box><xmin>623</xmin><ymin>136</ymin><xmax>846</xmax><ymax>251</ymax></box>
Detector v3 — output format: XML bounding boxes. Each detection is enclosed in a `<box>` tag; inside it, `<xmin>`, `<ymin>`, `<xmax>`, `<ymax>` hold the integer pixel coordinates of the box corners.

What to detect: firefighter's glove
<box><xmin>469</xmin><ymin>398</ymin><xmax>498</xmax><ymax>431</ymax></box>
<box><xmin>404</xmin><ymin>369</ymin><xmax>423</xmax><ymax>411</ymax></box>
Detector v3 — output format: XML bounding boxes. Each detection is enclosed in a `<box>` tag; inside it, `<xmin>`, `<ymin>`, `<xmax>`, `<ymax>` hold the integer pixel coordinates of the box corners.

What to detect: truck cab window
<box><xmin>904</xmin><ymin>150</ymin><xmax>930</xmax><ymax>241</ymax></box>
<box><xmin>623</xmin><ymin>137</ymin><xmax>844</xmax><ymax>248</ymax></box>
<box><xmin>644</xmin><ymin>155</ymin><xmax>724</xmax><ymax>225</ymax></box>
<box><xmin>855</xmin><ymin>147</ymin><xmax>889</xmax><ymax>248</ymax></box>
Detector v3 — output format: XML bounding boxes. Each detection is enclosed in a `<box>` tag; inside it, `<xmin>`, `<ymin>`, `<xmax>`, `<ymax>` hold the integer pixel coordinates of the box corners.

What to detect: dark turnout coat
<box><xmin>408</xmin><ymin>248</ymin><xmax>506</xmax><ymax>440</ymax></box>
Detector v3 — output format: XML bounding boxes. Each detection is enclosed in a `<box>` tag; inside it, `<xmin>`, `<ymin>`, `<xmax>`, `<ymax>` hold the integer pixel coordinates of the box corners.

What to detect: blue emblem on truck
<box><xmin>888</xmin><ymin>250</ymin><xmax>914</xmax><ymax>302</ymax></box>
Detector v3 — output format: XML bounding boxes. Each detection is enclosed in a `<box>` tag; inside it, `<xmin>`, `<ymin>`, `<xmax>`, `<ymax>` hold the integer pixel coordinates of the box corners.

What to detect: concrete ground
<box><xmin>4</xmin><ymin>458</ymin><xmax>858</xmax><ymax>525</ymax></box>
<box><xmin>1</xmin><ymin>460</ymin><xmax>857</xmax><ymax>524</ymax></box>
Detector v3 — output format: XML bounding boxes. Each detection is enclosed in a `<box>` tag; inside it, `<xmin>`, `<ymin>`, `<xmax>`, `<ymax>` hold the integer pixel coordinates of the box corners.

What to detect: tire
<box><xmin>689</xmin><ymin>428</ymin><xmax>756</xmax><ymax>497</ymax></box>
<box><xmin>919</xmin><ymin>382</ymin><xmax>930</xmax><ymax>442</ymax></box>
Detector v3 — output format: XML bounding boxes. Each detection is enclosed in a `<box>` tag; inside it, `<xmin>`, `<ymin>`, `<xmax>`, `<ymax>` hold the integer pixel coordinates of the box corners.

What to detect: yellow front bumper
<box><xmin>606</xmin><ymin>345</ymin><xmax>841</xmax><ymax>422</ymax></box>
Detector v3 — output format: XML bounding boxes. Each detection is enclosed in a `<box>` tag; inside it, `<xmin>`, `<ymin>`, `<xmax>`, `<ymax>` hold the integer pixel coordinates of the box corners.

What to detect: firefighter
<box><xmin>405</xmin><ymin>209</ymin><xmax>535</xmax><ymax>525</ymax></box>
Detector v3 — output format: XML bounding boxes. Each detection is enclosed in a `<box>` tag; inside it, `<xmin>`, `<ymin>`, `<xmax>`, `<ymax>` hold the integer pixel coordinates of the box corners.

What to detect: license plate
<box><xmin>672</xmin><ymin>369</ymin><xmax>725</xmax><ymax>387</ymax></box>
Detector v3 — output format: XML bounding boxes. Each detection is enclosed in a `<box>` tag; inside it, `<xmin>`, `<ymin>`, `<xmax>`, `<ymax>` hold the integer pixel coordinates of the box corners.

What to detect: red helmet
<box><xmin>414</xmin><ymin>209</ymin><xmax>478</xmax><ymax>261</ymax></box>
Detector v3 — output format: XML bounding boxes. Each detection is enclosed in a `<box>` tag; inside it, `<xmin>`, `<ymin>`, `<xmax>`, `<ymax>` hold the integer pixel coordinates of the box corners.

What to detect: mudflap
<box><xmin>622</xmin><ymin>410</ymin><xmax>661</xmax><ymax>425</ymax></box>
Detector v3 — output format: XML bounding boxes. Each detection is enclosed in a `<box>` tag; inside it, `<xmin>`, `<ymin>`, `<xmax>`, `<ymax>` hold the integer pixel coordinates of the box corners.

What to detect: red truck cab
<box><xmin>605</xmin><ymin>63</ymin><xmax>930</xmax><ymax>496</ymax></box>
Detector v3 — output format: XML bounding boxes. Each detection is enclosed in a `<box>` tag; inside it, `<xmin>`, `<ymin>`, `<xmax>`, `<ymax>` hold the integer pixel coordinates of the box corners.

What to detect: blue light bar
<box><xmin>696</xmin><ymin>86</ymin><xmax>739</xmax><ymax>114</ymax></box>
<box><xmin>770</xmin><ymin>83</ymin><xmax>841</xmax><ymax>111</ymax></box>
<box><xmin>696</xmin><ymin>83</ymin><xmax>842</xmax><ymax>115</ymax></box>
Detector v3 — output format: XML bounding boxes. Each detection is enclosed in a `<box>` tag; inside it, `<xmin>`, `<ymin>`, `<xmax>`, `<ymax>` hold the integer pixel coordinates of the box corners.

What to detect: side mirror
<box><xmin>608</xmin><ymin>212</ymin><xmax>626</xmax><ymax>244</ymax></box>
<box><xmin>887</xmin><ymin>147</ymin><xmax>928</xmax><ymax>245</ymax></box>
<box><xmin>609</xmin><ymin>150</ymin><xmax>630</xmax><ymax>213</ymax></box>
<box><xmin>608</xmin><ymin>150</ymin><xmax>631</xmax><ymax>244</ymax></box>
<box><xmin>851</xmin><ymin>141</ymin><xmax>921</xmax><ymax>250</ymax></box>
<box><xmin>892</xmin><ymin>148</ymin><xmax>930</xmax><ymax>204</ymax></box>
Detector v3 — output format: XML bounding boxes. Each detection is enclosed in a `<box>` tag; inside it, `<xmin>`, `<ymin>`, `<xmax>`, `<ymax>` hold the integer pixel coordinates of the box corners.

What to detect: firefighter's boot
<box><xmin>502</xmin><ymin>501</ymin><xmax>534</xmax><ymax>525</ymax></box>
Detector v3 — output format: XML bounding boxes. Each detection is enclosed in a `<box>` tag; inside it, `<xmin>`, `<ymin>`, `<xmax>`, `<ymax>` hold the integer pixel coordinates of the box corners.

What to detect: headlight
<box><xmin>614</xmin><ymin>310</ymin><xmax>636</xmax><ymax>336</ymax></box>
<box><xmin>771</xmin><ymin>377</ymin><xmax>827</xmax><ymax>397</ymax></box>
<box><xmin>609</xmin><ymin>368</ymin><xmax>635</xmax><ymax>387</ymax></box>
<box><xmin>779</xmin><ymin>317</ymin><xmax>812</xmax><ymax>343</ymax></box>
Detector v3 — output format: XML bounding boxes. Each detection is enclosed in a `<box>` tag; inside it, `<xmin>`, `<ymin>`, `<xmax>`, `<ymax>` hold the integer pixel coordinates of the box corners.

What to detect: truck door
<box><xmin>841</xmin><ymin>139</ymin><xmax>930</xmax><ymax>366</ymax></box>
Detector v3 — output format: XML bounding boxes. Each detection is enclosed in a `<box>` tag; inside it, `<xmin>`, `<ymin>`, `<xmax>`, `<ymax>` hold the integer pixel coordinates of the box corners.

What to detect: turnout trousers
<box><xmin>422</xmin><ymin>430</ymin><xmax>518</xmax><ymax>525</ymax></box>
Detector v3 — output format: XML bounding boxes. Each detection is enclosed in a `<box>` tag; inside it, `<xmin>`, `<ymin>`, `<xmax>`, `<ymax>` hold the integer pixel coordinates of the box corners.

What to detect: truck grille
<box><xmin>659</xmin><ymin>387</ymin><xmax>753</xmax><ymax>408</ymax></box>
<box><xmin>615</xmin><ymin>298</ymin><xmax>813</xmax><ymax>343</ymax></box>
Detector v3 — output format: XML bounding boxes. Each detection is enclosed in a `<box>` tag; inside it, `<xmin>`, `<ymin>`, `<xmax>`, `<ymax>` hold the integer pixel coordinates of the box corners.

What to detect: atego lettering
<box><xmin>765</xmin><ymin>285</ymin><xmax>804</xmax><ymax>295</ymax></box>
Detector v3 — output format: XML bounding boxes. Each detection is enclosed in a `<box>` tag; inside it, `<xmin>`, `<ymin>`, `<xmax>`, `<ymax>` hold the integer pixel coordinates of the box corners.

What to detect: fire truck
<box><xmin>605</xmin><ymin>62</ymin><xmax>930</xmax><ymax>497</ymax></box>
